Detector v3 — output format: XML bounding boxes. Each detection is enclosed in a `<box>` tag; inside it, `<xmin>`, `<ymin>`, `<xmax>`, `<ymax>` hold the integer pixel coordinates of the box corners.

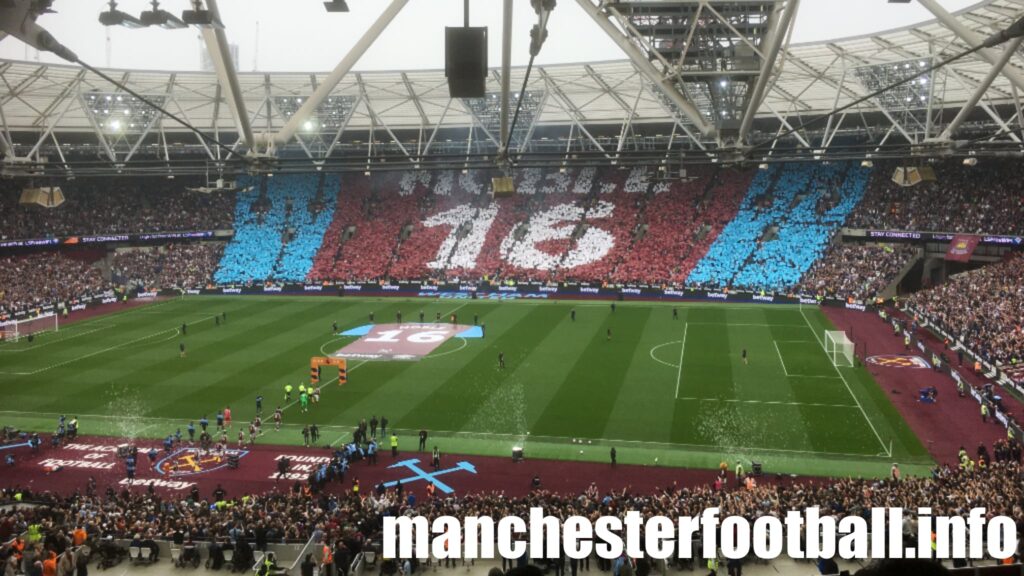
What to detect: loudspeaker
<box><xmin>446</xmin><ymin>27</ymin><xmax>488</xmax><ymax>98</ymax></box>
<box><xmin>891</xmin><ymin>166</ymin><xmax>937</xmax><ymax>187</ymax></box>
<box><xmin>19</xmin><ymin>187</ymin><xmax>65</xmax><ymax>208</ymax></box>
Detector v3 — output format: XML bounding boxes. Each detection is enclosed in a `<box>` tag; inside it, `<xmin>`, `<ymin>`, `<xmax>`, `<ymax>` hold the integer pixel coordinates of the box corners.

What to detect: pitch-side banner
<box><xmin>944</xmin><ymin>234</ymin><xmax>981</xmax><ymax>262</ymax></box>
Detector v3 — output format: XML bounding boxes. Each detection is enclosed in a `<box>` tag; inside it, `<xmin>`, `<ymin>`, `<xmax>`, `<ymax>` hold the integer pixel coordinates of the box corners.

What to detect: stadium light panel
<box><xmin>140</xmin><ymin>8</ymin><xmax>187</xmax><ymax>29</ymax></box>
<box><xmin>324</xmin><ymin>1</ymin><xmax>350</xmax><ymax>12</ymax></box>
<box><xmin>99</xmin><ymin>2</ymin><xmax>144</xmax><ymax>28</ymax></box>
<box><xmin>181</xmin><ymin>9</ymin><xmax>223</xmax><ymax>28</ymax></box>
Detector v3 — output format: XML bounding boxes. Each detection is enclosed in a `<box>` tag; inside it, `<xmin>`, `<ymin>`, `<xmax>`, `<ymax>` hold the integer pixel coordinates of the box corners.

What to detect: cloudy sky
<box><xmin>0</xmin><ymin>0</ymin><xmax>983</xmax><ymax>72</ymax></box>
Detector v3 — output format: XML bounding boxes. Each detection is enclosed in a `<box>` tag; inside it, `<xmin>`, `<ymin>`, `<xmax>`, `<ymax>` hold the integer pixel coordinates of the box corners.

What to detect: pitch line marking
<box><xmin>773</xmin><ymin>340</ymin><xmax>791</xmax><ymax>376</ymax></box>
<box><xmin>52</xmin><ymin>297</ymin><xmax>181</xmax><ymax>330</ymax></box>
<box><xmin>0</xmin><ymin>314</ymin><xmax>220</xmax><ymax>376</ymax></box>
<box><xmin>0</xmin><ymin>409</ymin><xmax>901</xmax><ymax>462</ymax></box>
<box><xmin>800</xmin><ymin>306</ymin><xmax>892</xmax><ymax>458</ymax></box>
<box><xmin>0</xmin><ymin>329</ymin><xmax>175</xmax><ymax>375</ymax></box>
<box><xmin>320</xmin><ymin>423</ymin><xmax>893</xmax><ymax>461</ymax></box>
<box><xmin>673</xmin><ymin>323</ymin><xmax>689</xmax><ymax>399</ymax></box>
<box><xmin>649</xmin><ymin>340</ymin><xmax>683</xmax><ymax>369</ymax></box>
<box><xmin>0</xmin><ymin>324</ymin><xmax>117</xmax><ymax>353</ymax></box>
<box><xmin>423</xmin><ymin>337</ymin><xmax>468</xmax><ymax>360</ymax></box>
<box><xmin>675</xmin><ymin>397</ymin><xmax>859</xmax><ymax>409</ymax></box>
<box><xmin>319</xmin><ymin>337</ymin><xmax>348</xmax><ymax>356</ymax></box>
<box><xmin>686</xmin><ymin>322</ymin><xmax>811</xmax><ymax>328</ymax></box>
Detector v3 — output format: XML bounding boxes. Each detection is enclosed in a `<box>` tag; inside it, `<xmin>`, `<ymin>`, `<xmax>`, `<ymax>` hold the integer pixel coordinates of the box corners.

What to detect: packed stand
<box><xmin>847</xmin><ymin>160</ymin><xmax>1024</xmax><ymax>235</ymax></box>
<box><xmin>688</xmin><ymin>162</ymin><xmax>869</xmax><ymax>292</ymax></box>
<box><xmin>0</xmin><ymin>178</ymin><xmax>234</xmax><ymax>240</ymax></box>
<box><xmin>387</xmin><ymin>171</ymin><xmax>494</xmax><ymax>281</ymax></box>
<box><xmin>307</xmin><ymin>173</ymin><xmax>416</xmax><ymax>283</ymax></box>
<box><xmin>561</xmin><ymin>170</ymin><xmax>637</xmax><ymax>283</ymax></box>
<box><xmin>215</xmin><ymin>174</ymin><xmax>338</xmax><ymax>284</ymax></box>
<box><xmin>490</xmin><ymin>168</ymin><xmax>590</xmax><ymax>283</ymax></box>
<box><xmin>0</xmin><ymin>443</ymin><xmax>1021</xmax><ymax>570</ymax></box>
<box><xmin>908</xmin><ymin>253</ymin><xmax>1024</xmax><ymax>366</ymax></box>
<box><xmin>111</xmin><ymin>243</ymin><xmax>224</xmax><ymax>290</ymax></box>
<box><xmin>798</xmin><ymin>243</ymin><xmax>918</xmax><ymax>302</ymax></box>
<box><xmin>613</xmin><ymin>167</ymin><xmax>751</xmax><ymax>285</ymax></box>
<box><xmin>0</xmin><ymin>253</ymin><xmax>109</xmax><ymax>316</ymax></box>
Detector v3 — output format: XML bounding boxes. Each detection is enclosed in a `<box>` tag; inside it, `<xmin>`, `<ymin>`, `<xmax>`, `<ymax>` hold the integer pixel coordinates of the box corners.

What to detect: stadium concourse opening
<box><xmin>3</xmin><ymin>0</ymin><xmax>1024</xmax><ymax>572</ymax></box>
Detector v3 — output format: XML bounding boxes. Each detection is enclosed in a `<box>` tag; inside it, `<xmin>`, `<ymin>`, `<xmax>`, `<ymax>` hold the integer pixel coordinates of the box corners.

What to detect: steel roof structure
<box><xmin>0</xmin><ymin>0</ymin><xmax>1023</xmax><ymax>177</ymax></box>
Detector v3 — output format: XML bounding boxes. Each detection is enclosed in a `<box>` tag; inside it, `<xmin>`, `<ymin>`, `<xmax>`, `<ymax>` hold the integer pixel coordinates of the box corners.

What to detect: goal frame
<box><xmin>1</xmin><ymin>314</ymin><xmax>59</xmax><ymax>343</ymax></box>
<box><xmin>824</xmin><ymin>330</ymin><xmax>855</xmax><ymax>368</ymax></box>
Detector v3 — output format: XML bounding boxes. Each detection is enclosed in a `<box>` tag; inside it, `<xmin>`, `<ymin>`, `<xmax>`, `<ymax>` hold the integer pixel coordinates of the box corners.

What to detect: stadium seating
<box><xmin>797</xmin><ymin>243</ymin><xmax>918</xmax><ymax>302</ymax></box>
<box><xmin>215</xmin><ymin>174</ymin><xmax>338</xmax><ymax>283</ymax></box>
<box><xmin>688</xmin><ymin>162</ymin><xmax>869</xmax><ymax>291</ymax></box>
<box><xmin>0</xmin><ymin>178</ymin><xmax>234</xmax><ymax>239</ymax></box>
<box><xmin>112</xmin><ymin>243</ymin><xmax>224</xmax><ymax>290</ymax></box>
<box><xmin>0</xmin><ymin>441</ymin><xmax>1020</xmax><ymax>565</ymax></box>
<box><xmin>612</xmin><ymin>166</ymin><xmax>752</xmax><ymax>284</ymax></box>
<box><xmin>0</xmin><ymin>163</ymin><xmax>1019</xmax><ymax>313</ymax></box>
<box><xmin>0</xmin><ymin>252</ymin><xmax>109</xmax><ymax>315</ymax></box>
<box><xmin>909</xmin><ymin>253</ymin><xmax>1024</xmax><ymax>366</ymax></box>
<box><xmin>848</xmin><ymin>159</ymin><xmax>1024</xmax><ymax>235</ymax></box>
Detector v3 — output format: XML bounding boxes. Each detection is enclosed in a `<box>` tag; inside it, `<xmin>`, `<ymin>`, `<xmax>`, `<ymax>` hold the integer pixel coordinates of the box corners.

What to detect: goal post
<box><xmin>1</xmin><ymin>314</ymin><xmax>59</xmax><ymax>343</ymax></box>
<box><xmin>825</xmin><ymin>330</ymin><xmax>855</xmax><ymax>368</ymax></box>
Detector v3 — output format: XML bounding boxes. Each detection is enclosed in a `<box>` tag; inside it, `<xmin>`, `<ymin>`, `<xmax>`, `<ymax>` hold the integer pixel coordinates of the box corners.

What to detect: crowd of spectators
<box><xmin>0</xmin><ymin>179</ymin><xmax>235</xmax><ymax>240</ymax></box>
<box><xmin>111</xmin><ymin>243</ymin><xmax>224</xmax><ymax>290</ymax></box>
<box><xmin>0</xmin><ymin>253</ymin><xmax>109</xmax><ymax>316</ymax></box>
<box><xmin>613</xmin><ymin>167</ymin><xmax>751</xmax><ymax>284</ymax></box>
<box><xmin>307</xmin><ymin>173</ymin><xmax>418</xmax><ymax>283</ymax></box>
<box><xmin>1</xmin><ymin>448</ymin><xmax>1021</xmax><ymax>570</ymax></box>
<box><xmin>215</xmin><ymin>174</ymin><xmax>338</xmax><ymax>284</ymax></box>
<box><xmin>908</xmin><ymin>254</ymin><xmax>1024</xmax><ymax>366</ymax></box>
<box><xmin>798</xmin><ymin>243</ymin><xmax>918</xmax><ymax>302</ymax></box>
<box><xmin>689</xmin><ymin>162</ymin><xmax>871</xmax><ymax>292</ymax></box>
<box><xmin>847</xmin><ymin>160</ymin><xmax>1024</xmax><ymax>236</ymax></box>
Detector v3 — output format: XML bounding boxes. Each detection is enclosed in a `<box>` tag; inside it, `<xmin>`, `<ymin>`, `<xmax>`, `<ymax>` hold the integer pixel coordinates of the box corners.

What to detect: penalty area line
<box><xmin>2</xmin><ymin>313</ymin><xmax>221</xmax><ymax>376</ymax></box>
<box><xmin>800</xmin><ymin>306</ymin><xmax>892</xmax><ymax>458</ymax></box>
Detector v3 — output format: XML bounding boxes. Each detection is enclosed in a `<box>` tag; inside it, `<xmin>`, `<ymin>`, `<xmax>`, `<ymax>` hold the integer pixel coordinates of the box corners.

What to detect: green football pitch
<box><xmin>0</xmin><ymin>296</ymin><xmax>932</xmax><ymax>478</ymax></box>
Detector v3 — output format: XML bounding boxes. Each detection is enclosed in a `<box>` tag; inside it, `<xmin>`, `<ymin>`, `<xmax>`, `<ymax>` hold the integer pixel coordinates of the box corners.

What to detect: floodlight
<box><xmin>323</xmin><ymin>1</ymin><xmax>350</xmax><ymax>12</ymax></box>
<box><xmin>181</xmin><ymin>9</ymin><xmax>223</xmax><ymax>28</ymax></box>
<box><xmin>141</xmin><ymin>2</ymin><xmax>187</xmax><ymax>29</ymax></box>
<box><xmin>99</xmin><ymin>1</ymin><xmax>143</xmax><ymax>28</ymax></box>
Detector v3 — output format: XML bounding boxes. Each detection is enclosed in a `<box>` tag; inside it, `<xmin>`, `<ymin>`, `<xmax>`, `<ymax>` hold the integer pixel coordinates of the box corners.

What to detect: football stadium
<box><xmin>0</xmin><ymin>0</ymin><xmax>1023</xmax><ymax>574</ymax></box>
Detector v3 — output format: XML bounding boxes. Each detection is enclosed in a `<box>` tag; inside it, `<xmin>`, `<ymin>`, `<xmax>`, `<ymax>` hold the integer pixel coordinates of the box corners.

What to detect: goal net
<box><xmin>1</xmin><ymin>314</ymin><xmax>59</xmax><ymax>343</ymax></box>
<box><xmin>825</xmin><ymin>330</ymin><xmax>855</xmax><ymax>368</ymax></box>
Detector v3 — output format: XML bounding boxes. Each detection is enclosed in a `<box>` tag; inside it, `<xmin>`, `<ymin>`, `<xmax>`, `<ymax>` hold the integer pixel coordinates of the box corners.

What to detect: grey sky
<box><xmin>0</xmin><ymin>0</ymin><xmax>983</xmax><ymax>72</ymax></box>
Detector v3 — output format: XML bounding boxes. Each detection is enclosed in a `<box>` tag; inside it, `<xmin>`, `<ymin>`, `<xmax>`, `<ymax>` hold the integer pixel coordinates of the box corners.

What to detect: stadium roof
<box><xmin>1</xmin><ymin>0</ymin><xmax>1023</xmax><ymax>177</ymax></box>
